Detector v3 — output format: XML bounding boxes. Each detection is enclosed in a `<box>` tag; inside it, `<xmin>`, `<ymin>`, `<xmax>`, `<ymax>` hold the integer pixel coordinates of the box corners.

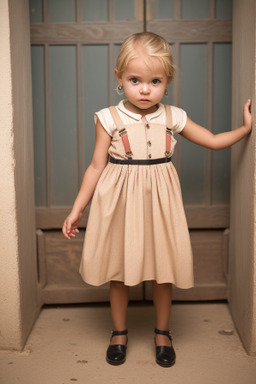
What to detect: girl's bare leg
<box><xmin>110</xmin><ymin>281</ymin><xmax>129</xmax><ymax>345</ymax></box>
<box><xmin>152</xmin><ymin>281</ymin><xmax>172</xmax><ymax>346</ymax></box>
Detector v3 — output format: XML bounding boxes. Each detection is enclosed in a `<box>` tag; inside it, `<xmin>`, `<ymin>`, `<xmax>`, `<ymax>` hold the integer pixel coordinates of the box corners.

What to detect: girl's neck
<box><xmin>124</xmin><ymin>100</ymin><xmax>159</xmax><ymax>116</ymax></box>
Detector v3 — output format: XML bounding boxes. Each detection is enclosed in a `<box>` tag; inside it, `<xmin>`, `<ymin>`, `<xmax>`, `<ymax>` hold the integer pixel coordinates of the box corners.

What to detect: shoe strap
<box><xmin>154</xmin><ymin>328</ymin><xmax>172</xmax><ymax>340</ymax></box>
<box><xmin>112</xmin><ymin>330</ymin><xmax>128</xmax><ymax>336</ymax></box>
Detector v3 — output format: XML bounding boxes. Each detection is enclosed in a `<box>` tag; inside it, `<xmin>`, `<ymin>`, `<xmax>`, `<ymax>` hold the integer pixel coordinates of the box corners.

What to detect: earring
<box><xmin>164</xmin><ymin>88</ymin><xmax>169</xmax><ymax>97</ymax></box>
<box><xmin>116</xmin><ymin>84</ymin><xmax>124</xmax><ymax>96</ymax></box>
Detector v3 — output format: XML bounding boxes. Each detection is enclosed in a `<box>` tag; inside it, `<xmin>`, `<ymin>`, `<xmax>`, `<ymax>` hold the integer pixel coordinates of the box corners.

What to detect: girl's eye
<box><xmin>130</xmin><ymin>78</ymin><xmax>138</xmax><ymax>84</ymax></box>
<box><xmin>152</xmin><ymin>79</ymin><xmax>160</xmax><ymax>85</ymax></box>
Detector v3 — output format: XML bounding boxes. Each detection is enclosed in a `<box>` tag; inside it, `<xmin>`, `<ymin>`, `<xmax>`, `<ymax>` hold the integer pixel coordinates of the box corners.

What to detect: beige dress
<box><xmin>79</xmin><ymin>101</ymin><xmax>194</xmax><ymax>288</ymax></box>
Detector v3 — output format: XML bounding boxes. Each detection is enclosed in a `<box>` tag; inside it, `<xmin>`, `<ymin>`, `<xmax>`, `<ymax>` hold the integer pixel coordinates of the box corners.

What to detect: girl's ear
<box><xmin>167</xmin><ymin>76</ymin><xmax>173</xmax><ymax>85</ymax></box>
<box><xmin>114</xmin><ymin>69</ymin><xmax>122</xmax><ymax>85</ymax></box>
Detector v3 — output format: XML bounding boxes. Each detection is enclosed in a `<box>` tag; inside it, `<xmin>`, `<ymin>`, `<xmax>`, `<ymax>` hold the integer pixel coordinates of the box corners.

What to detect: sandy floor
<box><xmin>0</xmin><ymin>302</ymin><xmax>256</xmax><ymax>384</ymax></box>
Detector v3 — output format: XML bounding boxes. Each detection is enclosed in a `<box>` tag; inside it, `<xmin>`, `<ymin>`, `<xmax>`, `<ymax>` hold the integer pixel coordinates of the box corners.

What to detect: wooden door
<box><xmin>30</xmin><ymin>0</ymin><xmax>232</xmax><ymax>304</ymax></box>
<box><xmin>145</xmin><ymin>0</ymin><xmax>232</xmax><ymax>300</ymax></box>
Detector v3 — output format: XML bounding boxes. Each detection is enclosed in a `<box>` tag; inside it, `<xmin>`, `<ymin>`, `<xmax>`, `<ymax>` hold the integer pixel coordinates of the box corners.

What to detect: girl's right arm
<box><xmin>62</xmin><ymin>119</ymin><xmax>111</xmax><ymax>239</ymax></box>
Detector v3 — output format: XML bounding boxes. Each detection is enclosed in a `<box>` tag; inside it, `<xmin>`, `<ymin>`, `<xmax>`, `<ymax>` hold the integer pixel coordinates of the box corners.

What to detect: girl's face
<box><xmin>115</xmin><ymin>54</ymin><xmax>171</xmax><ymax>116</ymax></box>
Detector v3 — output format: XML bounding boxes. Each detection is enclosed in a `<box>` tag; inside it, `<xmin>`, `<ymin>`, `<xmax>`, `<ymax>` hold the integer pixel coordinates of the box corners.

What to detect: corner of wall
<box><xmin>229</xmin><ymin>0</ymin><xmax>256</xmax><ymax>356</ymax></box>
<box><xmin>0</xmin><ymin>0</ymin><xmax>40</xmax><ymax>351</ymax></box>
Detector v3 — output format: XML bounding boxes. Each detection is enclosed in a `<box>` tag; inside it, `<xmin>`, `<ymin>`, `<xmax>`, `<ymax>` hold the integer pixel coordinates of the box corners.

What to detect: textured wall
<box><xmin>0</xmin><ymin>0</ymin><xmax>21</xmax><ymax>350</ymax></box>
<box><xmin>0</xmin><ymin>0</ymin><xmax>39</xmax><ymax>351</ymax></box>
<box><xmin>229</xmin><ymin>0</ymin><xmax>256</xmax><ymax>356</ymax></box>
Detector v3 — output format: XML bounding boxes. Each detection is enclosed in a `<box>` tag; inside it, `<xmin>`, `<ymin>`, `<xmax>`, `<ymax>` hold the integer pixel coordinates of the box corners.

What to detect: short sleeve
<box><xmin>171</xmin><ymin>106</ymin><xmax>187</xmax><ymax>134</ymax></box>
<box><xmin>94</xmin><ymin>108</ymin><xmax>115</xmax><ymax>137</ymax></box>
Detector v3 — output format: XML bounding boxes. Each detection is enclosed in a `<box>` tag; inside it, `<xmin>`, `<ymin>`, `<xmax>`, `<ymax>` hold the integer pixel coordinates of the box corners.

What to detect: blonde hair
<box><xmin>115</xmin><ymin>32</ymin><xmax>175</xmax><ymax>81</ymax></box>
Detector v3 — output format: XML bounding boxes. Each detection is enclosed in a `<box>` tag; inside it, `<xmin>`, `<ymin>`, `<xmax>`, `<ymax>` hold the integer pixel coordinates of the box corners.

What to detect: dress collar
<box><xmin>117</xmin><ymin>99</ymin><xmax>164</xmax><ymax>122</ymax></box>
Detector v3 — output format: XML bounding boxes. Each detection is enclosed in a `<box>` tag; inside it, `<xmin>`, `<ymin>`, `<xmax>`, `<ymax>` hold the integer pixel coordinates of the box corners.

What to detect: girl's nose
<box><xmin>140</xmin><ymin>84</ymin><xmax>150</xmax><ymax>94</ymax></box>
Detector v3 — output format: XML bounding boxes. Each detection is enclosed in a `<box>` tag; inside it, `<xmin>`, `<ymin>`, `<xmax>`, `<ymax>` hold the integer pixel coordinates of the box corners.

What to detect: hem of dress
<box><xmin>81</xmin><ymin>277</ymin><xmax>194</xmax><ymax>289</ymax></box>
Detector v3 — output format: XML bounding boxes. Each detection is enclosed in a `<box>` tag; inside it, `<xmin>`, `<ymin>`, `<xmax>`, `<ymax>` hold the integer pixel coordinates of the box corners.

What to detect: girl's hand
<box><xmin>243</xmin><ymin>99</ymin><xmax>252</xmax><ymax>135</ymax></box>
<box><xmin>62</xmin><ymin>211</ymin><xmax>83</xmax><ymax>240</ymax></box>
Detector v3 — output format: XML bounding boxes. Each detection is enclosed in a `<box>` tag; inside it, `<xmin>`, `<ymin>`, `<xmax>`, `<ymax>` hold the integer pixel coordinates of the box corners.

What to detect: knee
<box><xmin>152</xmin><ymin>281</ymin><xmax>172</xmax><ymax>289</ymax></box>
<box><xmin>110</xmin><ymin>280</ymin><xmax>127</xmax><ymax>290</ymax></box>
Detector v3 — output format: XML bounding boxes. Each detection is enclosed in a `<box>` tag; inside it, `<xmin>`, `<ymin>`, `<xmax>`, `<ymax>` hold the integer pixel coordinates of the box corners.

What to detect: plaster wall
<box><xmin>0</xmin><ymin>0</ymin><xmax>39</xmax><ymax>350</ymax></box>
<box><xmin>229</xmin><ymin>0</ymin><xmax>256</xmax><ymax>355</ymax></box>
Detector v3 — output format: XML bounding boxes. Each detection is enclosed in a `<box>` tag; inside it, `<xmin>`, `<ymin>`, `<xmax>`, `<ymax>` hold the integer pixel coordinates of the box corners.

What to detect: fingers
<box><xmin>244</xmin><ymin>99</ymin><xmax>252</xmax><ymax>116</ymax></box>
<box><xmin>66</xmin><ymin>229</ymin><xmax>79</xmax><ymax>240</ymax></box>
<box><xmin>63</xmin><ymin>228</ymin><xmax>79</xmax><ymax>240</ymax></box>
<box><xmin>62</xmin><ymin>211</ymin><xmax>82</xmax><ymax>239</ymax></box>
<box><xmin>244</xmin><ymin>99</ymin><xmax>251</xmax><ymax>112</ymax></box>
<box><xmin>62</xmin><ymin>220</ymin><xmax>79</xmax><ymax>240</ymax></box>
<box><xmin>62</xmin><ymin>221</ymin><xmax>71</xmax><ymax>239</ymax></box>
<box><xmin>243</xmin><ymin>99</ymin><xmax>253</xmax><ymax>134</ymax></box>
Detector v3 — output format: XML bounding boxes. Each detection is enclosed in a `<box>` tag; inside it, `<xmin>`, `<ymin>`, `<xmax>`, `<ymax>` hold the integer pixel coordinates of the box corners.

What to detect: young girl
<box><xmin>62</xmin><ymin>32</ymin><xmax>252</xmax><ymax>368</ymax></box>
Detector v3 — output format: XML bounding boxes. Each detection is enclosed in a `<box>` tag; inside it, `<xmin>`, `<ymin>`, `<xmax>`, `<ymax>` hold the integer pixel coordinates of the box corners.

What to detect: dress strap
<box><xmin>109</xmin><ymin>106</ymin><xmax>133</xmax><ymax>159</ymax></box>
<box><xmin>164</xmin><ymin>105</ymin><xmax>173</xmax><ymax>157</ymax></box>
<box><xmin>109</xmin><ymin>106</ymin><xmax>124</xmax><ymax>130</ymax></box>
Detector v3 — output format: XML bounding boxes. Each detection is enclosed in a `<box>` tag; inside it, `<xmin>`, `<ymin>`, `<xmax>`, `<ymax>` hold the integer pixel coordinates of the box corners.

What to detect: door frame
<box><xmin>31</xmin><ymin>0</ymin><xmax>231</xmax><ymax>304</ymax></box>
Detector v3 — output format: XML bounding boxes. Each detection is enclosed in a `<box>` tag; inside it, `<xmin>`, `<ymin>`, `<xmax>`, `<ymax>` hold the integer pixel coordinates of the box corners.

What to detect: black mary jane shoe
<box><xmin>154</xmin><ymin>328</ymin><xmax>176</xmax><ymax>368</ymax></box>
<box><xmin>106</xmin><ymin>330</ymin><xmax>128</xmax><ymax>366</ymax></box>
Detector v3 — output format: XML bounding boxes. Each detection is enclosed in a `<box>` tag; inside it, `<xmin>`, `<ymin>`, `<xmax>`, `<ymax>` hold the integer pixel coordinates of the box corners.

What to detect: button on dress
<box><xmin>79</xmin><ymin>102</ymin><xmax>194</xmax><ymax>288</ymax></box>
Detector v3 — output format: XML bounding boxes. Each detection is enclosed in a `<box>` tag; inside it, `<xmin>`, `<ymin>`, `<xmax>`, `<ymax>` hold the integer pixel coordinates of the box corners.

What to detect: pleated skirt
<box><xmin>79</xmin><ymin>161</ymin><xmax>194</xmax><ymax>288</ymax></box>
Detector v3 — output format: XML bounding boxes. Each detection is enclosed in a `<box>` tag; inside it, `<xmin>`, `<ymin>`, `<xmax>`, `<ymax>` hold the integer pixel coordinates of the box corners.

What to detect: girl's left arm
<box><xmin>180</xmin><ymin>99</ymin><xmax>252</xmax><ymax>150</ymax></box>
